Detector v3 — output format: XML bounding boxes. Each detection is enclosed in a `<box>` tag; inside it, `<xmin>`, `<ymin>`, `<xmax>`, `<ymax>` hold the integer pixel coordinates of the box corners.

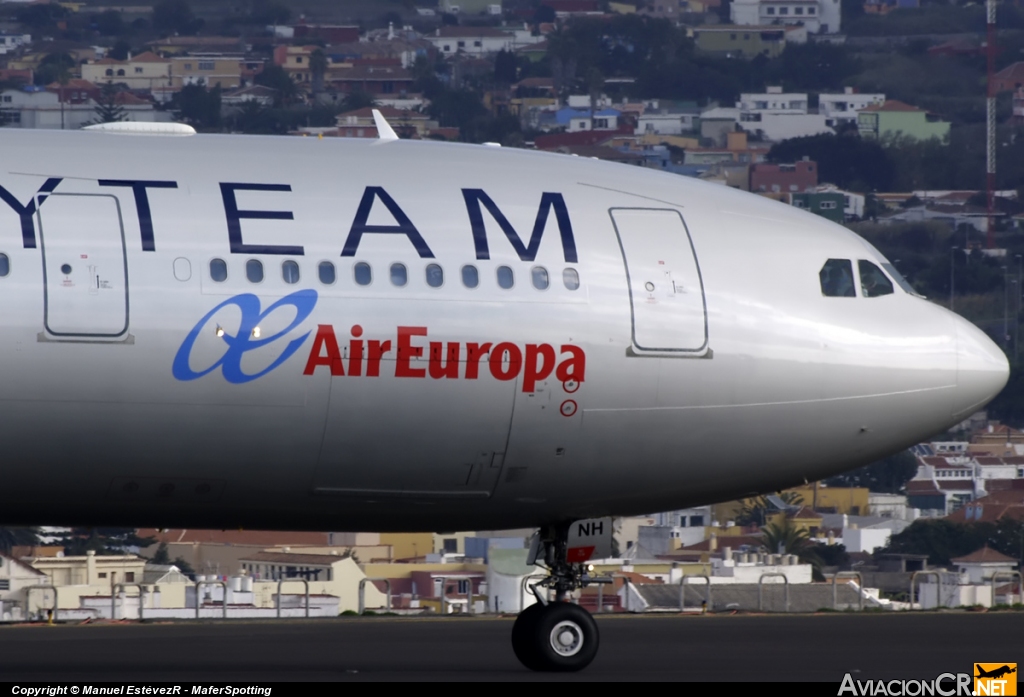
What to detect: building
<box><xmin>693</xmin><ymin>26</ymin><xmax>787</xmax><ymax>59</ymax></box>
<box><xmin>791</xmin><ymin>190</ymin><xmax>845</xmax><ymax>223</ymax></box>
<box><xmin>950</xmin><ymin>546</ymin><xmax>1018</xmax><ymax>585</ymax></box>
<box><xmin>81</xmin><ymin>51</ymin><xmax>172</xmax><ymax>91</ymax></box>
<box><xmin>857</xmin><ymin>100</ymin><xmax>950</xmax><ymax>142</ymax></box>
<box><xmin>0</xmin><ymin>85</ymin><xmax>165</xmax><ymax>129</ymax></box>
<box><xmin>731</xmin><ymin>0</ymin><xmax>842</xmax><ymax>34</ymax></box>
<box><xmin>327</xmin><ymin>65</ymin><xmax>415</xmax><ymax>97</ymax></box>
<box><xmin>0</xmin><ymin>553</ymin><xmax>48</xmax><ymax>621</ymax></box>
<box><xmin>334</xmin><ymin>106</ymin><xmax>434</xmax><ymax>139</ymax></box>
<box><xmin>818</xmin><ymin>88</ymin><xmax>886</xmax><ymax>127</ymax></box>
<box><xmin>169</xmin><ymin>54</ymin><xmax>244</xmax><ymax>90</ymax></box>
<box><xmin>737</xmin><ymin>87</ymin><xmax>808</xmax><ymax>114</ymax></box>
<box><xmin>993</xmin><ymin>62</ymin><xmax>1024</xmax><ymax>94</ymax></box>
<box><xmin>0</xmin><ymin>33</ymin><xmax>31</xmax><ymax>55</ymax></box>
<box><xmin>427</xmin><ymin>27</ymin><xmax>519</xmax><ymax>57</ymax></box>
<box><xmin>749</xmin><ymin>159</ymin><xmax>818</xmax><ymax>193</ymax></box>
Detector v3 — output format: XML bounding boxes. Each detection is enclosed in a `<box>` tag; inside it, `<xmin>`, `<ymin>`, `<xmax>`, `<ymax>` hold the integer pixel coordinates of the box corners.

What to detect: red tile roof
<box><xmin>860</xmin><ymin>99</ymin><xmax>922</xmax><ymax>113</ymax></box>
<box><xmin>951</xmin><ymin>546</ymin><xmax>1018</xmax><ymax>565</ymax></box>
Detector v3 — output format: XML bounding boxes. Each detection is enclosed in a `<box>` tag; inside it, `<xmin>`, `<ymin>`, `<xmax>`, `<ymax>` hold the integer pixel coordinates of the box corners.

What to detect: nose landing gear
<box><xmin>511</xmin><ymin>523</ymin><xmax>607</xmax><ymax>672</ymax></box>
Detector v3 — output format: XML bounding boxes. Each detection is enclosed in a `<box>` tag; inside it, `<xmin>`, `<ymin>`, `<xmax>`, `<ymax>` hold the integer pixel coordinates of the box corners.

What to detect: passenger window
<box><xmin>0</xmin><ymin>253</ymin><xmax>9</xmax><ymax>277</ymax></box>
<box><xmin>859</xmin><ymin>260</ymin><xmax>894</xmax><ymax>298</ymax></box>
<box><xmin>390</xmin><ymin>263</ymin><xmax>407</xmax><ymax>287</ymax></box>
<box><xmin>819</xmin><ymin>259</ymin><xmax>855</xmax><ymax>297</ymax></box>
<box><xmin>210</xmin><ymin>258</ymin><xmax>227</xmax><ymax>283</ymax></box>
<box><xmin>563</xmin><ymin>268</ymin><xmax>580</xmax><ymax>291</ymax></box>
<box><xmin>462</xmin><ymin>265</ymin><xmax>479</xmax><ymax>289</ymax></box>
<box><xmin>426</xmin><ymin>263</ymin><xmax>443</xmax><ymax>288</ymax></box>
<box><xmin>497</xmin><ymin>265</ymin><xmax>514</xmax><ymax>289</ymax></box>
<box><xmin>318</xmin><ymin>261</ymin><xmax>336</xmax><ymax>285</ymax></box>
<box><xmin>282</xmin><ymin>260</ymin><xmax>299</xmax><ymax>284</ymax></box>
<box><xmin>246</xmin><ymin>259</ymin><xmax>264</xmax><ymax>283</ymax></box>
<box><xmin>354</xmin><ymin>262</ymin><xmax>372</xmax><ymax>286</ymax></box>
<box><xmin>532</xmin><ymin>266</ymin><xmax>549</xmax><ymax>290</ymax></box>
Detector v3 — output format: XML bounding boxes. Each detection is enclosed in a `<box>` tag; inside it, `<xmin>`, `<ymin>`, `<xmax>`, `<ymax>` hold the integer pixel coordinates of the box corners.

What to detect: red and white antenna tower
<box><xmin>986</xmin><ymin>0</ymin><xmax>998</xmax><ymax>248</ymax></box>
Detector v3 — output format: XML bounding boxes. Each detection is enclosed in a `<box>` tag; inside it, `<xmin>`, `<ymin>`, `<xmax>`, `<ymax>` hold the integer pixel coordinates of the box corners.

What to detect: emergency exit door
<box><xmin>38</xmin><ymin>193</ymin><xmax>129</xmax><ymax>338</ymax></box>
<box><xmin>610</xmin><ymin>208</ymin><xmax>708</xmax><ymax>355</ymax></box>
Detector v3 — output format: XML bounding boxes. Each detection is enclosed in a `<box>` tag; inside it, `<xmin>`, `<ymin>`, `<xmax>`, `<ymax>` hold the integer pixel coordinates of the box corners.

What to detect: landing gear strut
<box><xmin>511</xmin><ymin>522</ymin><xmax>606</xmax><ymax>672</ymax></box>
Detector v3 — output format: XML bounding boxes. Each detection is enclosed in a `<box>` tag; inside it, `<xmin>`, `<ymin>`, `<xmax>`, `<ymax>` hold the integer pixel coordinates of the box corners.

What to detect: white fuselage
<box><xmin>0</xmin><ymin>130</ymin><xmax>1008</xmax><ymax>531</ymax></box>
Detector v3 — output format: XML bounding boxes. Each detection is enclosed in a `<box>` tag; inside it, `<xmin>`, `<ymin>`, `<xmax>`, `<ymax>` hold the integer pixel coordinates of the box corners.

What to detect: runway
<box><xmin>0</xmin><ymin>612</ymin><xmax>1018</xmax><ymax>682</ymax></box>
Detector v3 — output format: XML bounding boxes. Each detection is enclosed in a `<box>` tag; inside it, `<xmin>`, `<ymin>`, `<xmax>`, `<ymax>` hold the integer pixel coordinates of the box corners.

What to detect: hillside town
<box><xmin>2</xmin><ymin>0</ymin><xmax>1024</xmax><ymax>622</ymax></box>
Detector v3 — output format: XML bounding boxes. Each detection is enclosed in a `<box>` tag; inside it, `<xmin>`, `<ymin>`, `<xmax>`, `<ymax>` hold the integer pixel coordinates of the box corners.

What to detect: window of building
<box><xmin>0</xmin><ymin>253</ymin><xmax>8</xmax><ymax>277</ymax></box>
<box><xmin>766</xmin><ymin>6</ymin><xmax>775</xmax><ymax>13</ymax></box>
<box><xmin>210</xmin><ymin>258</ymin><xmax>227</xmax><ymax>282</ymax></box>
<box><xmin>457</xmin><ymin>41</ymin><xmax>466</xmax><ymax>48</ymax></box>
<box><xmin>462</xmin><ymin>265</ymin><xmax>479</xmax><ymax>288</ymax></box>
<box><xmin>125</xmin><ymin>572</ymin><xmax>135</xmax><ymax>582</ymax></box>
<box><xmin>497</xmin><ymin>266</ymin><xmax>514</xmax><ymax>289</ymax></box>
<box><xmin>808</xmin><ymin>6</ymin><xmax>815</xmax><ymax>12</ymax></box>
<box><xmin>98</xmin><ymin>573</ymin><xmax>107</xmax><ymax>579</ymax></box>
<box><xmin>184</xmin><ymin>63</ymin><xmax>192</xmax><ymax>71</ymax></box>
<box><xmin>690</xmin><ymin>515</ymin><xmax>704</xmax><ymax>526</ymax></box>
<box><xmin>199</xmin><ymin>61</ymin><xmax>214</xmax><ymax>71</ymax></box>
<box><xmin>390</xmin><ymin>262</ymin><xmax>407</xmax><ymax>286</ymax></box>
<box><xmin>105</xmin><ymin>69</ymin><xmax>113</xmax><ymax>77</ymax></box>
<box><xmin>779</xmin><ymin>6</ymin><xmax>788</xmax><ymax>13</ymax></box>
<box><xmin>563</xmin><ymin>268</ymin><xmax>580</xmax><ymax>290</ymax></box>
<box><xmin>282</xmin><ymin>260</ymin><xmax>299</xmax><ymax>284</ymax></box>
<box><xmin>0</xmin><ymin>580</ymin><xmax>9</xmax><ymax>591</ymax></box>
<box><xmin>246</xmin><ymin>259</ymin><xmax>264</xmax><ymax>283</ymax></box>
<box><xmin>473</xmin><ymin>41</ymin><xmax>482</xmax><ymax>47</ymax></box>
<box><xmin>117</xmin><ymin>69</ymin><xmax>125</xmax><ymax>76</ymax></box>
<box><xmin>297</xmin><ymin>56</ymin><xmax>303</xmax><ymax>64</ymax></box>
<box><xmin>456</xmin><ymin>579</ymin><xmax>469</xmax><ymax>594</ymax></box>
<box><xmin>443</xmin><ymin>538</ymin><xmax>458</xmax><ymax>553</ymax></box>
<box><xmin>318</xmin><ymin>261</ymin><xmax>336</xmax><ymax>285</ymax></box>
<box><xmin>819</xmin><ymin>201</ymin><xmax>837</xmax><ymax>210</ymax></box>
<box><xmin>443</xmin><ymin>45</ymin><xmax>451</xmax><ymax>52</ymax></box>
<box><xmin>531</xmin><ymin>266</ymin><xmax>549</xmax><ymax>290</ymax></box>
<box><xmin>795</xmin><ymin>6</ymin><xmax>803</xmax><ymax>13</ymax></box>
<box><xmin>426</xmin><ymin>263</ymin><xmax>443</xmax><ymax>288</ymax></box>
<box><xmin>135</xmin><ymin>67</ymin><xmax>143</xmax><ymax>74</ymax></box>
<box><xmin>354</xmin><ymin>262</ymin><xmax>372</xmax><ymax>286</ymax></box>
<box><xmin>594</xmin><ymin>118</ymin><xmax>608</xmax><ymax>128</ymax></box>
<box><xmin>858</xmin><ymin>259</ymin><xmax>894</xmax><ymax>298</ymax></box>
<box><xmin>730</xmin><ymin>33</ymin><xmax>737</xmax><ymax>40</ymax></box>
<box><xmin>819</xmin><ymin>259</ymin><xmax>855</xmax><ymax>297</ymax></box>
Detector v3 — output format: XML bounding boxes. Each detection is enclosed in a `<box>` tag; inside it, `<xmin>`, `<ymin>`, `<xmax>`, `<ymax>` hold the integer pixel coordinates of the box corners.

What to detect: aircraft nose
<box><xmin>953</xmin><ymin>316</ymin><xmax>1010</xmax><ymax>420</ymax></box>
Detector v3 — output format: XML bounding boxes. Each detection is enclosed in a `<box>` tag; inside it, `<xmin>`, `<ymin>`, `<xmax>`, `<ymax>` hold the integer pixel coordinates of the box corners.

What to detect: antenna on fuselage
<box><xmin>372</xmin><ymin>109</ymin><xmax>399</xmax><ymax>142</ymax></box>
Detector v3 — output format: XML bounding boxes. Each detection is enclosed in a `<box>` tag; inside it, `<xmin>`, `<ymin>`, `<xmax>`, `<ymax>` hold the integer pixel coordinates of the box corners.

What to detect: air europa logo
<box><xmin>172</xmin><ymin>290</ymin><xmax>318</xmax><ymax>385</ymax></box>
<box><xmin>172</xmin><ymin>289</ymin><xmax>587</xmax><ymax>391</ymax></box>
<box><xmin>302</xmin><ymin>324</ymin><xmax>586</xmax><ymax>392</ymax></box>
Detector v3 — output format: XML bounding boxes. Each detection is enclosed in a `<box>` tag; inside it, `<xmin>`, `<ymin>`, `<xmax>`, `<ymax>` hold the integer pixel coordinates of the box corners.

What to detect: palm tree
<box><xmin>761</xmin><ymin>518</ymin><xmax>826</xmax><ymax>580</ymax></box>
<box><xmin>735</xmin><ymin>491</ymin><xmax>804</xmax><ymax>527</ymax></box>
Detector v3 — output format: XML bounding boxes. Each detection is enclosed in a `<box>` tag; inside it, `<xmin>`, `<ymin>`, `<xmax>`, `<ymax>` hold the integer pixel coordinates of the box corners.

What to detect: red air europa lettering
<box><xmin>302</xmin><ymin>325</ymin><xmax>585</xmax><ymax>392</ymax></box>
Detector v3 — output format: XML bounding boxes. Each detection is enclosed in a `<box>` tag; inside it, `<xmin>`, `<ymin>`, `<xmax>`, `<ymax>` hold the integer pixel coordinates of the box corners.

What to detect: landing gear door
<box><xmin>37</xmin><ymin>193</ymin><xmax>129</xmax><ymax>338</ymax></box>
<box><xmin>610</xmin><ymin>208</ymin><xmax>708</xmax><ymax>356</ymax></box>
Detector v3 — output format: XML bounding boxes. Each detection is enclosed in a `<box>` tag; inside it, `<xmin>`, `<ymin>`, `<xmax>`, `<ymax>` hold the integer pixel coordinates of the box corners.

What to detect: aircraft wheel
<box><xmin>513</xmin><ymin>601</ymin><xmax>599</xmax><ymax>672</ymax></box>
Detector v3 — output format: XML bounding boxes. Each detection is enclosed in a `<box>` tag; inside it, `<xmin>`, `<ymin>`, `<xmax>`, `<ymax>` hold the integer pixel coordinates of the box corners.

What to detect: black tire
<box><xmin>528</xmin><ymin>602</ymin><xmax>600</xmax><ymax>672</ymax></box>
<box><xmin>511</xmin><ymin>602</ymin><xmax>546</xmax><ymax>671</ymax></box>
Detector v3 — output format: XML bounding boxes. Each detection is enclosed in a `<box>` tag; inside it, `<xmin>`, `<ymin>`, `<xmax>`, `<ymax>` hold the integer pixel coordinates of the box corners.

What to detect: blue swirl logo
<box><xmin>172</xmin><ymin>289</ymin><xmax>318</xmax><ymax>384</ymax></box>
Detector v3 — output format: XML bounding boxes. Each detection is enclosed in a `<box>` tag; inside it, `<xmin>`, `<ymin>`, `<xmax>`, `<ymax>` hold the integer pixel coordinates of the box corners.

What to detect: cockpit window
<box><xmin>819</xmin><ymin>259</ymin><xmax>855</xmax><ymax>297</ymax></box>
<box><xmin>881</xmin><ymin>262</ymin><xmax>916</xmax><ymax>295</ymax></box>
<box><xmin>859</xmin><ymin>260</ymin><xmax>894</xmax><ymax>298</ymax></box>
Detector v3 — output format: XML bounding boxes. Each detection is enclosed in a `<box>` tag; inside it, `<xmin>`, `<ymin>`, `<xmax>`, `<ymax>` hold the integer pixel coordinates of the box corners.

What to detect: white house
<box><xmin>427</xmin><ymin>26</ymin><xmax>517</xmax><ymax>56</ymax></box>
<box><xmin>731</xmin><ymin>0</ymin><xmax>842</xmax><ymax>34</ymax></box>
<box><xmin>951</xmin><ymin>546</ymin><xmax>1018</xmax><ymax>585</ymax></box>
<box><xmin>737</xmin><ymin>87</ymin><xmax>808</xmax><ymax>114</ymax></box>
<box><xmin>819</xmin><ymin>88</ymin><xmax>886</xmax><ymax>127</ymax></box>
<box><xmin>0</xmin><ymin>554</ymin><xmax>48</xmax><ymax>621</ymax></box>
<box><xmin>0</xmin><ymin>33</ymin><xmax>31</xmax><ymax>55</ymax></box>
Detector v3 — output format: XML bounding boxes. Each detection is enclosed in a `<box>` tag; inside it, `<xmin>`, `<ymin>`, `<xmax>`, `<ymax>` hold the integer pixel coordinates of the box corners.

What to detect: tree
<box><xmin>762</xmin><ymin>518</ymin><xmax>827</xmax><ymax>579</ymax></box>
<box><xmin>341</xmin><ymin>90</ymin><xmax>376</xmax><ymax>112</ymax></box>
<box><xmin>172</xmin><ymin>556</ymin><xmax>195</xmax><ymax>578</ymax></box>
<box><xmin>494</xmin><ymin>50</ymin><xmax>518</xmax><ymax>85</ymax></box>
<box><xmin>152</xmin><ymin>0</ymin><xmax>203</xmax><ymax>36</ymax></box>
<box><xmin>95</xmin><ymin>9</ymin><xmax>126</xmax><ymax>37</ymax></box>
<box><xmin>151</xmin><ymin>542</ymin><xmax>172</xmax><ymax>565</ymax></box>
<box><xmin>767</xmin><ymin>133</ymin><xmax>894</xmax><ymax>193</ymax></box>
<box><xmin>34</xmin><ymin>53</ymin><xmax>75</xmax><ymax>87</ymax></box>
<box><xmin>823</xmin><ymin>450</ymin><xmax>918</xmax><ymax>493</ymax></box>
<box><xmin>735</xmin><ymin>492</ymin><xmax>804</xmax><ymax>527</ymax></box>
<box><xmin>55</xmin><ymin>528</ymin><xmax>155</xmax><ymax>556</ymax></box>
<box><xmin>0</xmin><ymin>528</ymin><xmax>39</xmax><ymax>555</ymax></box>
<box><xmin>91</xmin><ymin>83</ymin><xmax>127</xmax><ymax>124</ymax></box>
<box><xmin>309</xmin><ymin>49</ymin><xmax>328</xmax><ymax>98</ymax></box>
<box><xmin>255</xmin><ymin>65</ymin><xmax>298</xmax><ymax>107</ymax></box>
<box><xmin>173</xmin><ymin>83</ymin><xmax>221</xmax><ymax>129</ymax></box>
<box><xmin>109</xmin><ymin>40</ymin><xmax>132</xmax><ymax>62</ymax></box>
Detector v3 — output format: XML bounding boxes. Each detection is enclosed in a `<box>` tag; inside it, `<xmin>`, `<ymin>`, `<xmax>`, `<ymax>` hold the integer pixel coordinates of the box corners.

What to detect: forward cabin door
<box><xmin>610</xmin><ymin>208</ymin><xmax>708</xmax><ymax>356</ymax></box>
<box><xmin>37</xmin><ymin>193</ymin><xmax>129</xmax><ymax>338</ymax></box>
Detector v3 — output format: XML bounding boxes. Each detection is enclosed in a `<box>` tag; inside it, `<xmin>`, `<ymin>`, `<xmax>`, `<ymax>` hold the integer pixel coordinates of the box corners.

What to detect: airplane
<box><xmin>0</xmin><ymin>115</ymin><xmax>1008</xmax><ymax>672</ymax></box>
<box><xmin>976</xmin><ymin>665</ymin><xmax>1017</xmax><ymax>680</ymax></box>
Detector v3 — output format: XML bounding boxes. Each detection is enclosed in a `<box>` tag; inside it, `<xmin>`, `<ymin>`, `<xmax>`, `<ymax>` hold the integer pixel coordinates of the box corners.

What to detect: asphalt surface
<box><xmin>0</xmin><ymin>612</ymin><xmax>1020</xmax><ymax>682</ymax></box>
